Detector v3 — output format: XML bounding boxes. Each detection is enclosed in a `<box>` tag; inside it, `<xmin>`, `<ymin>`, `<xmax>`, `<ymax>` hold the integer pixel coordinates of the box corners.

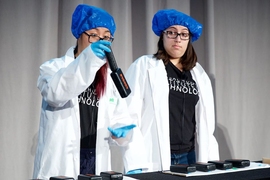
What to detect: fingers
<box><xmin>117</xmin><ymin>124</ymin><xmax>136</xmax><ymax>131</ymax></box>
<box><xmin>93</xmin><ymin>40</ymin><xmax>111</xmax><ymax>52</ymax></box>
<box><xmin>108</xmin><ymin>127</ymin><xmax>113</xmax><ymax>132</ymax></box>
<box><xmin>125</xmin><ymin>124</ymin><xmax>136</xmax><ymax>129</ymax></box>
<box><xmin>107</xmin><ymin>124</ymin><xmax>136</xmax><ymax>138</ymax></box>
<box><xmin>91</xmin><ymin>40</ymin><xmax>112</xmax><ymax>59</ymax></box>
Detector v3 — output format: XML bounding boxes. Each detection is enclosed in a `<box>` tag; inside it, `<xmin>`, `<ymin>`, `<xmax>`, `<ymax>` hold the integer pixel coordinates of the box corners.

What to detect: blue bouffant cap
<box><xmin>152</xmin><ymin>9</ymin><xmax>202</xmax><ymax>42</ymax></box>
<box><xmin>71</xmin><ymin>4</ymin><xmax>116</xmax><ymax>39</ymax></box>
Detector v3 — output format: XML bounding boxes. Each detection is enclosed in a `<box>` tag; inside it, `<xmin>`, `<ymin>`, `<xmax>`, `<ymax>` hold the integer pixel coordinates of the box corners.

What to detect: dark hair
<box><xmin>74</xmin><ymin>43</ymin><xmax>78</xmax><ymax>57</ymax></box>
<box><xmin>74</xmin><ymin>45</ymin><xmax>107</xmax><ymax>98</ymax></box>
<box><xmin>153</xmin><ymin>35</ymin><xmax>197</xmax><ymax>71</ymax></box>
<box><xmin>94</xmin><ymin>63</ymin><xmax>108</xmax><ymax>98</ymax></box>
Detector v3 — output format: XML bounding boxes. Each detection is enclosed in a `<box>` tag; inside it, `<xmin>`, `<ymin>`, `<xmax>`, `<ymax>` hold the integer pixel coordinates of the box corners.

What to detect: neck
<box><xmin>75</xmin><ymin>48</ymin><xmax>82</xmax><ymax>58</ymax></box>
<box><xmin>170</xmin><ymin>59</ymin><xmax>183</xmax><ymax>71</ymax></box>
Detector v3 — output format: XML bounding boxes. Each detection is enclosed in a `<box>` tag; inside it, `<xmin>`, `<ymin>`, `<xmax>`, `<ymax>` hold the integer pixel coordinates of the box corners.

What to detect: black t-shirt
<box><xmin>166</xmin><ymin>61</ymin><xmax>199</xmax><ymax>154</ymax></box>
<box><xmin>78</xmin><ymin>83</ymin><xmax>99</xmax><ymax>149</ymax></box>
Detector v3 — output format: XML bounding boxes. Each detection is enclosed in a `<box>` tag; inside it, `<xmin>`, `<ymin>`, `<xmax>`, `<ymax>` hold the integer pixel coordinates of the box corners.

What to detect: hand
<box><xmin>91</xmin><ymin>40</ymin><xmax>111</xmax><ymax>59</ymax></box>
<box><xmin>108</xmin><ymin>124</ymin><xmax>136</xmax><ymax>138</ymax></box>
<box><xmin>126</xmin><ymin>169</ymin><xmax>142</xmax><ymax>174</ymax></box>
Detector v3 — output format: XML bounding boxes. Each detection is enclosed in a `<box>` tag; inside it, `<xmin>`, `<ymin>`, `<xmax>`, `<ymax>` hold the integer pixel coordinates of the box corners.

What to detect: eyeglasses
<box><xmin>163</xmin><ymin>31</ymin><xmax>190</xmax><ymax>40</ymax></box>
<box><xmin>83</xmin><ymin>32</ymin><xmax>114</xmax><ymax>43</ymax></box>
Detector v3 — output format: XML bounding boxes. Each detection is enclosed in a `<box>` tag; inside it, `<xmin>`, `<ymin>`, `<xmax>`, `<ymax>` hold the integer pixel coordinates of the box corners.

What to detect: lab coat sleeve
<box><xmin>105</xmin><ymin>57</ymin><xmax>146</xmax><ymax>144</ymax></box>
<box><xmin>203</xmin><ymin>74</ymin><xmax>219</xmax><ymax>160</ymax></box>
<box><xmin>107</xmin><ymin>92</ymin><xmax>136</xmax><ymax>147</ymax></box>
<box><xmin>104</xmin><ymin>57</ymin><xmax>149</xmax><ymax>172</ymax></box>
<box><xmin>123</xmin><ymin>56</ymin><xmax>149</xmax><ymax>172</ymax></box>
<box><xmin>114</xmin><ymin>103</ymin><xmax>149</xmax><ymax>172</ymax></box>
<box><xmin>192</xmin><ymin>63</ymin><xmax>219</xmax><ymax>161</ymax></box>
<box><xmin>121</xmin><ymin>126</ymin><xmax>148</xmax><ymax>173</ymax></box>
<box><xmin>37</xmin><ymin>46</ymin><xmax>106</xmax><ymax>107</ymax></box>
<box><xmin>124</xmin><ymin>57</ymin><xmax>147</xmax><ymax>128</ymax></box>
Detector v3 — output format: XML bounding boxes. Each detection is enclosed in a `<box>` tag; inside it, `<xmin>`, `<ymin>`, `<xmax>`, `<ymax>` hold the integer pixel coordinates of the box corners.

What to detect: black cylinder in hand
<box><xmin>105</xmin><ymin>46</ymin><xmax>118</xmax><ymax>72</ymax></box>
<box><xmin>105</xmin><ymin>46</ymin><xmax>131</xmax><ymax>98</ymax></box>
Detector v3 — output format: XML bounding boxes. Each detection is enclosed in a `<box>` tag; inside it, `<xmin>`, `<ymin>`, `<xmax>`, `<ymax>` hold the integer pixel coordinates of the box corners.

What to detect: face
<box><xmin>163</xmin><ymin>25</ymin><xmax>190</xmax><ymax>61</ymax></box>
<box><xmin>76</xmin><ymin>27</ymin><xmax>112</xmax><ymax>56</ymax></box>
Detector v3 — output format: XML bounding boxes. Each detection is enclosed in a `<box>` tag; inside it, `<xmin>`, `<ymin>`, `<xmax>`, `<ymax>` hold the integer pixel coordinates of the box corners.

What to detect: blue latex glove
<box><xmin>91</xmin><ymin>40</ymin><xmax>111</xmax><ymax>59</ymax></box>
<box><xmin>126</xmin><ymin>169</ymin><xmax>142</xmax><ymax>174</ymax></box>
<box><xmin>108</xmin><ymin>124</ymin><xmax>136</xmax><ymax>138</ymax></box>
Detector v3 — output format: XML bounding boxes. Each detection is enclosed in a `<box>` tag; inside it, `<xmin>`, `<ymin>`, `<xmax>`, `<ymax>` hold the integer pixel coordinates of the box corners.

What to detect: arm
<box><xmin>203</xmin><ymin>74</ymin><xmax>219</xmax><ymax>160</ymax></box>
<box><xmin>192</xmin><ymin>63</ymin><xmax>219</xmax><ymax>161</ymax></box>
<box><xmin>123</xmin><ymin>57</ymin><xmax>148</xmax><ymax>172</ymax></box>
<box><xmin>37</xmin><ymin>42</ymin><xmax>110</xmax><ymax>107</ymax></box>
<box><xmin>107</xmin><ymin>57</ymin><xmax>148</xmax><ymax>173</ymax></box>
<box><xmin>125</xmin><ymin>58</ymin><xmax>146</xmax><ymax>129</ymax></box>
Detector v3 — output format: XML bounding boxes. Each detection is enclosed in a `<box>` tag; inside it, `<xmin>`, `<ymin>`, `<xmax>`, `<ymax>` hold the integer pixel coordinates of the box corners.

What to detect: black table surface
<box><xmin>126</xmin><ymin>167</ymin><xmax>270</xmax><ymax>180</ymax></box>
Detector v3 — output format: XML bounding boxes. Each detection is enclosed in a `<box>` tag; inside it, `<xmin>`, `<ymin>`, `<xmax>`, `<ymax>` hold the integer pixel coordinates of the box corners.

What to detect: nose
<box><xmin>174</xmin><ymin>35</ymin><xmax>181</xmax><ymax>42</ymax></box>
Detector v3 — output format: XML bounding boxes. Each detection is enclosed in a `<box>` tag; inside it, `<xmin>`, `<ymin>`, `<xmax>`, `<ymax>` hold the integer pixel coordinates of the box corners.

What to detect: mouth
<box><xmin>172</xmin><ymin>45</ymin><xmax>182</xmax><ymax>49</ymax></box>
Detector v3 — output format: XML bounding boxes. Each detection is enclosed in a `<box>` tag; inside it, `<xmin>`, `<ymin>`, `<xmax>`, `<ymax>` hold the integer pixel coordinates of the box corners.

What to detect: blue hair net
<box><xmin>152</xmin><ymin>9</ymin><xmax>202</xmax><ymax>42</ymax></box>
<box><xmin>71</xmin><ymin>4</ymin><xmax>116</xmax><ymax>39</ymax></box>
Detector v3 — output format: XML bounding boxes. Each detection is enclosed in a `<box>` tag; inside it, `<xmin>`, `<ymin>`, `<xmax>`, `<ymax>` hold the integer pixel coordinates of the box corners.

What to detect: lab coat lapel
<box><xmin>148</xmin><ymin>60</ymin><xmax>171</xmax><ymax>170</ymax></box>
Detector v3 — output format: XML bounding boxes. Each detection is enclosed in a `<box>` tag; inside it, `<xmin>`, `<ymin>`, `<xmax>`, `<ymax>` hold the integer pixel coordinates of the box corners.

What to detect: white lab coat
<box><xmin>125</xmin><ymin>55</ymin><xmax>219</xmax><ymax>172</ymax></box>
<box><xmin>33</xmin><ymin>46</ymin><xmax>147</xmax><ymax>180</ymax></box>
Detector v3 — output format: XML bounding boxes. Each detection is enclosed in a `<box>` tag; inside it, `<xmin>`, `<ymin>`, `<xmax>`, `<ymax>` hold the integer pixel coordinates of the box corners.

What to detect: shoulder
<box><xmin>41</xmin><ymin>47</ymin><xmax>74</xmax><ymax>69</ymax></box>
<box><xmin>133</xmin><ymin>55</ymin><xmax>154</xmax><ymax>64</ymax></box>
<box><xmin>193</xmin><ymin>62</ymin><xmax>205</xmax><ymax>72</ymax></box>
<box><xmin>191</xmin><ymin>63</ymin><xmax>212</xmax><ymax>86</ymax></box>
<box><xmin>192</xmin><ymin>62</ymin><xmax>208</xmax><ymax>77</ymax></box>
<box><xmin>130</xmin><ymin>55</ymin><xmax>164</xmax><ymax>68</ymax></box>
